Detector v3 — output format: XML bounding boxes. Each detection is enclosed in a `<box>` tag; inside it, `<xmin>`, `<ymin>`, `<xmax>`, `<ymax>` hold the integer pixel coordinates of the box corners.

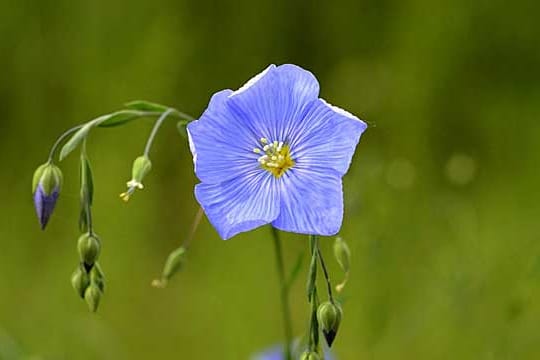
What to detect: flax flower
<box><xmin>187</xmin><ymin>64</ymin><xmax>366</xmax><ymax>239</ymax></box>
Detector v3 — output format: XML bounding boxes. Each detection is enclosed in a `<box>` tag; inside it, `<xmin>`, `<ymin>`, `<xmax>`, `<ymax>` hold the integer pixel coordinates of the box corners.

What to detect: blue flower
<box><xmin>187</xmin><ymin>64</ymin><xmax>367</xmax><ymax>240</ymax></box>
<box><xmin>252</xmin><ymin>345</ymin><xmax>335</xmax><ymax>360</ymax></box>
<box><xmin>32</xmin><ymin>163</ymin><xmax>63</xmax><ymax>229</ymax></box>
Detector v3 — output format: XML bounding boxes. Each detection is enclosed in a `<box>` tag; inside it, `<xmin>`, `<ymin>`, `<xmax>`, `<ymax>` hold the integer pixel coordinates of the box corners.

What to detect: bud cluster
<box><xmin>71</xmin><ymin>232</ymin><xmax>105</xmax><ymax>312</ymax></box>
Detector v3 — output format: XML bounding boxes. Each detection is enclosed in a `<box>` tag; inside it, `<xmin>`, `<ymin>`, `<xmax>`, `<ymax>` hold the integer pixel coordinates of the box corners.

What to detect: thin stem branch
<box><xmin>316</xmin><ymin>242</ymin><xmax>335</xmax><ymax>303</ymax></box>
<box><xmin>144</xmin><ymin>109</ymin><xmax>174</xmax><ymax>157</ymax></box>
<box><xmin>183</xmin><ymin>206</ymin><xmax>204</xmax><ymax>249</ymax></box>
<box><xmin>271</xmin><ymin>227</ymin><xmax>293</xmax><ymax>360</ymax></box>
<box><xmin>48</xmin><ymin>124</ymin><xmax>85</xmax><ymax>162</ymax></box>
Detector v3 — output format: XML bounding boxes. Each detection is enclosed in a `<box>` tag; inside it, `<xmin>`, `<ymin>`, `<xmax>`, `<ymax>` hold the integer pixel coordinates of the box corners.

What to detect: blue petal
<box><xmin>289</xmin><ymin>99</ymin><xmax>367</xmax><ymax>176</ymax></box>
<box><xmin>272</xmin><ymin>167</ymin><xmax>343</xmax><ymax>236</ymax></box>
<box><xmin>187</xmin><ymin>89</ymin><xmax>262</xmax><ymax>183</ymax></box>
<box><xmin>34</xmin><ymin>183</ymin><xmax>59</xmax><ymax>230</ymax></box>
<box><xmin>195</xmin><ymin>170</ymin><xmax>280</xmax><ymax>240</ymax></box>
<box><xmin>228</xmin><ymin>64</ymin><xmax>320</xmax><ymax>142</ymax></box>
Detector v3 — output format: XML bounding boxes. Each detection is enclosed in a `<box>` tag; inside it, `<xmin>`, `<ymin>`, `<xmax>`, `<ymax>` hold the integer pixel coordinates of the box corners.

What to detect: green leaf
<box><xmin>79</xmin><ymin>207</ymin><xmax>88</xmax><ymax>233</ymax></box>
<box><xmin>80</xmin><ymin>155</ymin><xmax>94</xmax><ymax>206</ymax></box>
<box><xmin>125</xmin><ymin>100</ymin><xmax>169</xmax><ymax>113</ymax></box>
<box><xmin>97</xmin><ymin>110</ymin><xmax>144</xmax><ymax>128</ymax></box>
<box><xmin>59</xmin><ymin>121</ymin><xmax>96</xmax><ymax>161</ymax></box>
<box><xmin>79</xmin><ymin>153</ymin><xmax>94</xmax><ymax>232</ymax></box>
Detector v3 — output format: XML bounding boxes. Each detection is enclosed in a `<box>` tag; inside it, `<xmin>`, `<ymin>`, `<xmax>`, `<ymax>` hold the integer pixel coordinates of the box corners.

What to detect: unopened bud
<box><xmin>152</xmin><ymin>246</ymin><xmax>186</xmax><ymax>288</ymax></box>
<box><xmin>84</xmin><ymin>283</ymin><xmax>102</xmax><ymax>312</ymax></box>
<box><xmin>71</xmin><ymin>265</ymin><xmax>90</xmax><ymax>298</ymax></box>
<box><xmin>78</xmin><ymin>233</ymin><xmax>101</xmax><ymax>266</ymax></box>
<box><xmin>317</xmin><ymin>301</ymin><xmax>342</xmax><ymax>347</ymax></box>
<box><xmin>300</xmin><ymin>351</ymin><xmax>321</xmax><ymax>360</ymax></box>
<box><xmin>32</xmin><ymin>162</ymin><xmax>63</xmax><ymax>229</ymax></box>
<box><xmin>90</xmin><ymin>262</ymin><xmax>105</xmax><ymax>293</ymax></box>
<box><xmin>120</xmin><ymin>155</ymin><xmax>152</xmax><ymax>202</ymax></box>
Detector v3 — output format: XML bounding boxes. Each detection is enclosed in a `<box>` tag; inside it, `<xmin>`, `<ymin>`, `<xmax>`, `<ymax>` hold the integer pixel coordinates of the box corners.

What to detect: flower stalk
<box><xmin>271</xmin><ymin>226</ymin><xmax>293</xmax><ymax>360</ymax></box>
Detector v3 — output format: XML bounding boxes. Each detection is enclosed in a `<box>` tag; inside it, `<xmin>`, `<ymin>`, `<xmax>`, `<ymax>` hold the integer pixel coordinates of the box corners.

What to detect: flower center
<box><xmin>253</xmin><ymin>137</ymin><xmax>295</xmax><ymax>178</ymax></box>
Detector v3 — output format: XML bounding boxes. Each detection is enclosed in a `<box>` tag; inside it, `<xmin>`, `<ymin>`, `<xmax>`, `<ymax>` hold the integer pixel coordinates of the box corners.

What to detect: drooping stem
<box><xmin>144</xmin><ymin>109</ymin><xmax>174</xmax><ymax>157</ymax></box>
<box><xmin>48</xmin><ymin>124</ymin><xmax>85</xmax><ymax>162</ymax></box>
<box><xmin>271</xmin><ymin>226</ymin><xmax>293</xmax><ymax>360</ymax></box>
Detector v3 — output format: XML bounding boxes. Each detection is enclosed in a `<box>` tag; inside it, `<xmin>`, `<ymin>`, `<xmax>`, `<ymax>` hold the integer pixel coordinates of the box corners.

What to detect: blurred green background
<box><xmin>1</xmin><ymin>0</ymin><xmax>539</xmax><ymax>359</ymax></box>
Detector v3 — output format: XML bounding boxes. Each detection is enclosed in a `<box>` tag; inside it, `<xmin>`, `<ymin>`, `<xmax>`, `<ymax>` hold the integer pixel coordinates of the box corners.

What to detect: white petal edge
<box><xmin>229</xmin><ymin>64</ymin><xmax>276</xmax><ymax>97</ymax></box>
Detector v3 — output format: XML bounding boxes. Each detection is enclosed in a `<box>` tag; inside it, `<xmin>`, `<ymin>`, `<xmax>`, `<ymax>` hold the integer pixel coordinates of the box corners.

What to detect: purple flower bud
<box><xmin>32</xmin><ymin>163</ymin><xmax>63</xmax><ymax>230</ymax></box>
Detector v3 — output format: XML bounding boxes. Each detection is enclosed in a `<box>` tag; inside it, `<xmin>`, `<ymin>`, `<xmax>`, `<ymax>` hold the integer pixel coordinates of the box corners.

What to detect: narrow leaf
<box><xmin>80</xmin><ymin>156</ymin><xmax>94</xmax><ymax>205</ymax></box>
<box><xmin>79</xmin><ymin>207</ymin><xmax>88</xmax><ymax>233</ymax></box>
<box><xmin>125</xmin><ymin>100</ymin><xmax>169</xmax><ymax>112</ymax></box>
<box><xmin>79</xmin><ymin>153</ymin><xmax>94</xmax><ymax>232</ymax></box>
<box><xmin>59</xmin><ymin>122</ymin><xmax>94</xmax><ymax>161</ymax></box>
<box><xmin>97</xmin><ymin>110</ymin><xmax>144</xmax><ymax>128</ymax></box>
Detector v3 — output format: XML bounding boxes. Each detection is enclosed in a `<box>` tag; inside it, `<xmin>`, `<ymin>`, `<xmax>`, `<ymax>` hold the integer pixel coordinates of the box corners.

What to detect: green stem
<box><xmin>144</xmin><ymin>108</ymin><xmax>175</xmax><ymax>157</ymax></box>
<box><xmin>271</xmin><ymin>227</ymin><xmax>293</xmax><ymax>360</ymax></box>
<box><xmin>307</xmin><ymin>235</ymin><xmax>320</xmax><ymax>352</ymax></box>
<box><xmin>48</xmin><ymin>124</ymin><xmax>85</xmax><ymax>162</ymax></box>
<box><xmin>81</xmin><ymin>139</ymin><xmax>93</xmax><ymax>235</ymax></box>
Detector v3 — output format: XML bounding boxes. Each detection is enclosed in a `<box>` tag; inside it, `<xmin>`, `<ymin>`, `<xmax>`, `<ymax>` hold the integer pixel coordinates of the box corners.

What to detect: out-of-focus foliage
<box><xmin>0</xmin><ymin>0</ymin><xmax>539</xmax><ymax>359</ymax></box>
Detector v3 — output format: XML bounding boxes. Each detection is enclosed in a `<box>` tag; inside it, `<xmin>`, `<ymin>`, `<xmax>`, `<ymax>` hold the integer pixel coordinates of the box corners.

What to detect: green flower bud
<box><xmin>78</xmin><ymin>233</ymin><xmax>101</xmax><ymax>266</ymax></box>
<box><xmin>90</xmin><ymin>262</ymin><xmax>105</xmax><ymax>293</ymax></box>
<box><xmin>300</xmin><ymin>351</ymin><xmax>321</xmax><ymax>360</ymax></box>
<box><xmin>152</xmin><ymin>246</ymin><xmax>186</xmax><ymax>288</ymax></box>
<box><xmin>333</xmin><ymin>236</ymin><xmax>350</xmax><ymax>273</ymax></box>
<box><xmin>84</xmin><ymin>283</ymin><xmax>102</xmax><ymax>312</ymax></box>
<box><xmin>32</xmin><ymin>162</ymin><xmax>63</xmax><ymax>194</ymax></box>
<box><xmin>317</xmin><ymin>301</ymin><xmax>342</xmax><ymax>347</ymax></box>
<box><xmin>71</xmin><ymin>265</ymin><xmax>90</xmax><ymax>298</ymax></box>
<box><xmin>120</xmin><ymin>155</ymin><xmax>152</xmax><ymax>202</ymax></box>
<box><xmin>163</xmin><ymin>246</ymin><xmax>185</xmax><ymax>280</ymax></box>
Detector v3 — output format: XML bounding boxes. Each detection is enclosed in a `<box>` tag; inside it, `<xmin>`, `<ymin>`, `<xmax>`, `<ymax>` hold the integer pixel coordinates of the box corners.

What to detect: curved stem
<box><xmin>144</xmin><ymin>109</ymin><xmax>174</xmax><ymax>157</ymax></box>
<box><xmin>271</xmin><ymin>227</ymin><xmax>293</xmax><ymax>360</ymax></box>
<box><xmin>171</xmin><ymin>109</ymin><xmax>196</xmax><ymax>122</ymax></box>
<box><xmin>47</xmin><ymin>124</ymin><xmax>85</xmax><ymax>162</ymax></box>
<box><xmin>183</xmin><ymin>206</ymin><xmax>204</xmax><ymax>249</ymax></box>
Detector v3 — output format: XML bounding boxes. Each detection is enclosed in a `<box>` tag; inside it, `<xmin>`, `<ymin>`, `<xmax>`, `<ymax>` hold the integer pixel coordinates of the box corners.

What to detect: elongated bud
<box><xmin>78</xmin><ymin>233</ymin><xmax>101</xmax><ymax>266</ymax></box>
<box><xmin>152</xmin><ymin>246</ymin><xmax>186</xmax><ymax>288</ymax></box>
<box><xmin>84</xmin><ymin>283</ymin><xmax>102</xmax><ymax>312</ymax></box>
<box><xmin>300</xmin><ymin>351</ymin><xmax>321</xmax><ymax>360</ymax></box>
<box><xmin>71</xmin><ymin>264</ymin><xmax>90</xmax><ymax>298</ymax></box>
<box><xmin>32</xmin><ymin>162</ymin><xmax>63</xmax><ymax>229</ymax></box>
<box><xmin>120</xmin><ymin>155</ymin><xmax>152</xmax><ymax>202</ymax></box>
<box><xmin>317</xmin><ymin>301</ymin><xmax>342</xmax><ymax>347</ymax></box>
